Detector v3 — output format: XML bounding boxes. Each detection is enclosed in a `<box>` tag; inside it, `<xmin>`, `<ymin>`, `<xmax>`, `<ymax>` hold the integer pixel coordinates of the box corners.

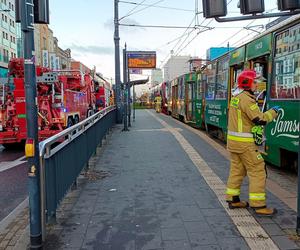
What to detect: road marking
<box><xmin>171</xmin><ymin>117</ymin><xmax>298</xmax><ymax>212</ymax></box>
<box><xmin>148</xmin><ymin>110</ymin><xmax>279</xmax><ymax>250</ymax></box>
<box><xmin>0</xmin><ymin>156</ymin><xmax>26</xmax><ymax>173</ymax></box>
<box><xmin>133</xmin><ymin>128</ymin><xmax>182</xmax><ymax>132</ymax></box>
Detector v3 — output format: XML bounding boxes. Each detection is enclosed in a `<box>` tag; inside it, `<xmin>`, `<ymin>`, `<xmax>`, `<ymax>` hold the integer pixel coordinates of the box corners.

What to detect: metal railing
<box><xmin>39</xmin><ymin>106</ymin><xmax>116</xmax><ymax>239</ymax></box>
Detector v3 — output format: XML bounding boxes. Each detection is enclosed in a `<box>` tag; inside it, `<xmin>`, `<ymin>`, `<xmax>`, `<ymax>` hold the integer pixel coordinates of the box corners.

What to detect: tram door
<box><xmin>249</xmin><ymin>57</ymin><xmax>268</xmax><ymax>110</ymax></box>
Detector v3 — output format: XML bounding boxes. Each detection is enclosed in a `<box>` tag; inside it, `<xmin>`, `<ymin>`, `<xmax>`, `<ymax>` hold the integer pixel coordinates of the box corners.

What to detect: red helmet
<box><xmin>237</xmin><ymin>70</ymin><xmax>256</xmax><ymax>89</ymax></box>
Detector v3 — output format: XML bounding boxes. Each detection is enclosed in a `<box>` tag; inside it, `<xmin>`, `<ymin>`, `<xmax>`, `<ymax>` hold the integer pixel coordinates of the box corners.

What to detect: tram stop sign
<box><xmin>127</xmin><ymin>51</ymin><xmax>156</xmax><ymax>69</ymax></box>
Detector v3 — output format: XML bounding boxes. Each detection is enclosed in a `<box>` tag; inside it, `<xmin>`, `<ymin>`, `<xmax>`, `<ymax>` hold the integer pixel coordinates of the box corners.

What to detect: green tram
<box><xmin>165</xmin><ymin>15</ymin><xmax>299</xmax><ymax>168</ymax></box>
<box><xmin>171</xmin><ymin>72</ymin><xmax>202</xmax><ymax>126</ymax></box>
<box><xmin>205</xmin><ymin>16</ymin><xmax>299</xmax><ymax>168</ymax></box>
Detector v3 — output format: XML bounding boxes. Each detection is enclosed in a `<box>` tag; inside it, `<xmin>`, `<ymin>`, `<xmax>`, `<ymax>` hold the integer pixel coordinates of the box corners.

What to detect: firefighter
<box><xmin>225</xmin><ymin>69</ymin><xmax>280</xmax><ymax>216</ymax></box>
<box><xmin>155</xmin><ymin>94</ymin><xmax>162</xmax><ymax>113</ymax></box>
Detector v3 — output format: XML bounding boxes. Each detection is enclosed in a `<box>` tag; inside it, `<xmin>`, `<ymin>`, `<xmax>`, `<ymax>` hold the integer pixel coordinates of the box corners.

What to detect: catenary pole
<box><xmin>133</xmin><ymin>82</ymin><xmax>135</xmax><ymax>121</ymax></box>
<box><xmin>114</xmin><ymin>0</ymin><xmax>122</xmax><ymax>123</ymax></box>
<box><xmin>123</xmin><ymin>44</ymin><xmax>129</xmax><ymax>131</ymax></box>
<box><xmin>127</xmin><ymin>67</ymin><xmax>131</xmax><ymax>127</ymax></box>
<box><xmin>21</xmin><ymin>0</ymin><xmax>42</xmax><ymax>248</ymax></box>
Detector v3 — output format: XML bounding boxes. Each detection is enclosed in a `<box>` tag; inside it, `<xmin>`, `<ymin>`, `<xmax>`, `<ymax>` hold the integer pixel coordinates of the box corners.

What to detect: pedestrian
<box><xmin>225</xmin><ymin>69</ymin><xmax>280</xmax><ymax>216</ymax></box>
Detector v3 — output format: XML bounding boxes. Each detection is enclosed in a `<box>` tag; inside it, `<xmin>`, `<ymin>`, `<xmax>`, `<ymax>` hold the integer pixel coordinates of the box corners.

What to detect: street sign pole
<box><xmin>20</xmin><ymin>0</ymin><xmax>42</xmax><ymax>248</ymax></box>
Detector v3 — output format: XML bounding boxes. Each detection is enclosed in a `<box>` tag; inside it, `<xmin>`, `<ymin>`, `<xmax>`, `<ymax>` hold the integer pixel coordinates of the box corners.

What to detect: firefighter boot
<box><xmin>253</xmin><ymin>206</ymin><xmax>277</xmax><ymax>217</ymax></box>
<box><xmin>227</xmin><ymin>196</ymin><xmax>249</xmax><ymax>209</ymax></box>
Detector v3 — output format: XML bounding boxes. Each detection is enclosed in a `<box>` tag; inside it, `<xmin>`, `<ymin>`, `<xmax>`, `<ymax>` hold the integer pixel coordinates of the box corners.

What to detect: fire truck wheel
<box><xmin>67</xmin><ymin>118</ymin><xmax>73</xmax><ymax>128</ymax></box>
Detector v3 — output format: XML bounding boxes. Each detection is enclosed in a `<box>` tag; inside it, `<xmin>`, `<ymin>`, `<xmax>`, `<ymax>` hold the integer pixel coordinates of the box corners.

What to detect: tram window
<box><xmin>271</xmin><ymin>52</ymin><xmax>300</xmax><ymax>100</ymax></box>
<box><xmin>216</xmin><ymin>59</ymin><xmax>229</xmax><ymax>100</ymax></box>
<box><xmin>206</xmin><ymin>80</ymin><xmax>215</xmax><ymax>100</ymax></box>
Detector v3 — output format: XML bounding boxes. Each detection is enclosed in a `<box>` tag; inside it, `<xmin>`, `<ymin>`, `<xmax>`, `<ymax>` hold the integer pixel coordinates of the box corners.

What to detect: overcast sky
<box><xmin>49</xmin><ymin>0</ymin><xmax>282</xmax><ymax>95</ymax></box>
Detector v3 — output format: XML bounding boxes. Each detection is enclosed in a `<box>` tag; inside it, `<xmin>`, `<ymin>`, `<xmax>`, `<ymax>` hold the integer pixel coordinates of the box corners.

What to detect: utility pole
<box><xmin>133</xmin><ymin>82</ymin><xmax>135</xmax><ymax>121</ymax></box>
<box><xmin>122</xmin><ymin>44</ymin><xmax>129</xmax><ymax>131</ymax></box>
<box><xmin>19</xmin><ymin>0</ymin><xmax>42</xmax><ymax>248</ymax></box>
<box><xmin>127</xmin><ymin>68</ymin><xmax>131</xmax><ymax>127</ymax></box>
<box><xmin>114</xmin><ymin>0</ymin><xmax>122</xmax><ymax>123</ymax></box>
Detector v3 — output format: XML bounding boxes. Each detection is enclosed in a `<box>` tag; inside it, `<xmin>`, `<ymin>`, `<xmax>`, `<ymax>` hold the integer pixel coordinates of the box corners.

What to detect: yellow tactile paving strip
<box><xmin>148</xmin><ymin>110</ymin><xmax>279</xmax><ymax>250</ymax></box>
<box><xmin>172</xmin><ymin>116</ymin><xmax>297</xmax><ymax>212</ymax></box>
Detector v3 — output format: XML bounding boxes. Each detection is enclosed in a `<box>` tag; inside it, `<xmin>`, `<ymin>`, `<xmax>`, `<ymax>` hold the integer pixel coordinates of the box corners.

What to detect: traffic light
<box><xmin>34</xmin><ymin>0</ymin><xmax>49</xmax><ymax>24</ymax></box>
<box><xmin>278</xmin><ymin>0</ymin><xmax>300</xmax><ymax>11</ymax></box>
<box><xmin>202</xmin><ymin>0</ymin><xmax>227</xmax><ymax>18</ymax></box>
<box><xmin>240</xmin><ymin>0</ymin><xmax>265</xmax><ymax>15</ymax></box>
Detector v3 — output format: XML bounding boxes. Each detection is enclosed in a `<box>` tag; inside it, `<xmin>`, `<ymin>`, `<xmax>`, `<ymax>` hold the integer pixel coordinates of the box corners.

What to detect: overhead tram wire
<box><xmin>175</xmin><ymin>24</ymin><xmax>214</xmax><ymax>56</ymax></box>
<box><xmin>159</xmin><ymin>16</ymin><xmax>197</xmax><ymax>68</ymax></box>
<box><xmin>119</xmin><ymin>1</ymin><xmax>194</xmax><ymax>12</ymax></box>
<box><xmin>119</xmin><ymin>0</ymin><xmax>148</xmax><ymax>21</ymax></box>
<box><xmin>119</xmin><ymin>24</ymin><xmax>200</xmax><ymax>29</ymax></box>
<box><xmin>216</xmin><ymin>19</ymin><xmax>257</xmax><ymax>47</ymax></box>
<box><xmin>174</xmin><ymin>17</ymin><xmax>214</xmax><ymax>56</ymax></box>
<box><xmin>120</xmin><ymin>0</ymin><xmax>165</xmax><ymax>21</ymax></box>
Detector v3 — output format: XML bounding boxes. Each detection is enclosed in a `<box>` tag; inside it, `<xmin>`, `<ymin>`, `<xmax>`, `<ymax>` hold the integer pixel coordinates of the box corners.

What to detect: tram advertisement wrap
<box><xmin>205</xmin><ymin>100</ymin><xmax>227</xmax><ymax>131</ymax></box>
<box><xmin>265</xmin><ymin>101</ymin><xmax>299</xmax><ymax>166</ymax></box>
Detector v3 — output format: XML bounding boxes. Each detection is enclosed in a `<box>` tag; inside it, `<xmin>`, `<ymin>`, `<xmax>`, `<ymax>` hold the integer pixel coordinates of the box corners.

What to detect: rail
<box><xmin>39</xmin><ymin>105</ymin><xmax>116</xmax><ymax>239</ymax></box>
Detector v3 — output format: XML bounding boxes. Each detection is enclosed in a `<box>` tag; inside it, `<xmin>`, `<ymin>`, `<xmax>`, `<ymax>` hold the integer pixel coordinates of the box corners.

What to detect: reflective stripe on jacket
<box><xmin>227</xmin><ymin>91</ymin><xmax>277</xmax><ymax>153</ymax></box>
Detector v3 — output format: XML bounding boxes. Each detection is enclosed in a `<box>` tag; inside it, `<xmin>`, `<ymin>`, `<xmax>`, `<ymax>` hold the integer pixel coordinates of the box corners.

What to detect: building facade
<box><xmin>150</xmin><ymin>69</ymin><xmax>163</xmax><ymax>87</ymax></box>
<box><xmin>163</xmin><ymin>55</ymin><xmax>190</xmax><ymax>82</ymax></box>
<box><xmin>0</xmin><ymin>0</ymin><xmax>17</xmax><ymax>76</ymax></box>
<box><xmin>33</xmin><ymin>24</ymin><xmax>71</xmax><ymax>70</ymax></box>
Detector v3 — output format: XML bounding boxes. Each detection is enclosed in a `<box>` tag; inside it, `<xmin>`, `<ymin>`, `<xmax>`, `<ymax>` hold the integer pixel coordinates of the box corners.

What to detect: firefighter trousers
<box><xmin>226</xmin><ymin>146</ymin><xmax>266</xmax><ymax>207</ymax></box>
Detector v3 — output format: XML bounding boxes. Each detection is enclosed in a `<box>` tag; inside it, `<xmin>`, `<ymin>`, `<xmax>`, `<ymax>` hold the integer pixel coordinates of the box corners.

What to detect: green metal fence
<box><xmin>39</xmin><ymin>106</ymin><xmax>116</xmax><ymax>237</ymax></box>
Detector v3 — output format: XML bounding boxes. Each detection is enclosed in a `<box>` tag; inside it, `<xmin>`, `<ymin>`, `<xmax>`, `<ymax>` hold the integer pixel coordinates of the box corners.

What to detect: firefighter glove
<box><xmin>251</xmin><ymin>126</ymin><xmax>264</xmax><ymax>146</ymax></box>
<box><xmin>271</xmin><ymin>106</ymin><xmax>281</xmax><ymax>113</ymax></box>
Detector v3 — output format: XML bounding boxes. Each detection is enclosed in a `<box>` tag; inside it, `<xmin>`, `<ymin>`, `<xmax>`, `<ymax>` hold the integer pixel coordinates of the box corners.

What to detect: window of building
<box><xmin>2</xmin><ymin>14</ymin><xmax>4</xmax><ymax>21</ymax></box>
<box><xmin>12</xmin><ymin>4</ymin><xmax>14</xmax><ymax>11</ymax></box>
<box><xmin>2</xmin><ymin>31</ymin><xmax>4</xmax><ymax>39</ymax></box>
<box><xmin>8</xmin><ymin>2</ymin><xmax>10</xmax><ymax>9</ymax></box>
<box><xmin>6</xmin><ymin>33</ymin><xmax>8</xmax><ymax>39</ymax></box>
<box><xmin>5</xmin><ymin>16</ymin><xmax>7</xmax><ymax>22</ymax></box>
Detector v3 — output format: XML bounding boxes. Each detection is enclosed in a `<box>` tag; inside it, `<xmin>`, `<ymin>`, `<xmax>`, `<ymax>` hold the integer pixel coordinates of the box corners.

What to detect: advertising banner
<box><xmin>49</xmin><ymin>53</ymin><xmax>56</xmax><ymax>69</ymax></box>
<box><xmin>42</xmin><ymin>50</ymin><xmax>49</xmax><ymax>67</ymax></box>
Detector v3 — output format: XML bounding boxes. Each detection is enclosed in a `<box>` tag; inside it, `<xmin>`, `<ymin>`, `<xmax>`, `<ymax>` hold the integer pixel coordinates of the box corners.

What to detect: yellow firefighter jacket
<box><xmin>227</xmin><ymin>90</ymin><xmax>277</xmax><ymax>153</ymax></box>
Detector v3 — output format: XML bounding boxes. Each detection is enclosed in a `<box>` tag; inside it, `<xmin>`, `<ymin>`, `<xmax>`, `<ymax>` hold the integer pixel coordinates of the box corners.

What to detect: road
<box><xmin>0</xmin><ymin>145</ymin><xmax>27</xmax><ymax>222</ymax></box>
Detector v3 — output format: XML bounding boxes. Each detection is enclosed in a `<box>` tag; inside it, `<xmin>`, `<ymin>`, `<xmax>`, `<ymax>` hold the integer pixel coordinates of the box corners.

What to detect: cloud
<box><xmin>104</xmin><ymin>18</ymin><xmax>145</xmax><ymax>32</ymax></box>
<box><xmin>70</xmin><ymin>44</ymin><xmax>114</xmax><ymax>55</ymax></box>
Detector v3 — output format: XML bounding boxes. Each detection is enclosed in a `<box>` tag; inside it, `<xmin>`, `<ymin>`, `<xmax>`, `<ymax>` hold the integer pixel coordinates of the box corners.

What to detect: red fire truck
<box><xmin>0</xmin><ymin>58</ymin><xmax>96</xmax><ymax>148</ymax></box>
